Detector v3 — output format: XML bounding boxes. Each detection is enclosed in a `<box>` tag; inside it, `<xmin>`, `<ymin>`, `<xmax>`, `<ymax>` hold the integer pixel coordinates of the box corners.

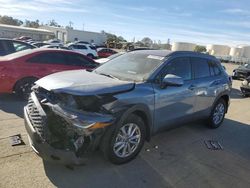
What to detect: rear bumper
<box><xmin>24</xmin><ymin>107</ymin><xmax>88</xmax><ymax>165</ymax></box>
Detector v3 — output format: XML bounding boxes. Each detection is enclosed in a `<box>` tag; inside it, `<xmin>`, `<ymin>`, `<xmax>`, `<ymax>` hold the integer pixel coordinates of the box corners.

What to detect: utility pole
<box><xmin>69</xmin><ymin>21</ymin><xmax>73</xmax><ymax>28</ymax></box>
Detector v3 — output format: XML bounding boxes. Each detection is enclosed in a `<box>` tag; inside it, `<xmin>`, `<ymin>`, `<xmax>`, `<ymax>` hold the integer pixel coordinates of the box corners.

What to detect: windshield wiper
<box><xmin>98</xmin><ymin>73</ymin><xmax>119</xmax><ymax>80</ymax></box>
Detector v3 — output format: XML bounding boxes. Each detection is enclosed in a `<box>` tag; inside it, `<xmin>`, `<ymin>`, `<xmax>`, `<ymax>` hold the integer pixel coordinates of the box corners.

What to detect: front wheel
<box><xmin>14</xmin><ymin>78</ymin><xmax>37</xmax><ymax>100</ymax></box>
<box><xmin>101</xmin><ymin>114</ymin><xmax>146</xmax><ymax>164</ymax></box>
<box><xmin>87</xmin><ymin>54</ymin><xmax>94</xmax><ymax>59</ymax></box>
<box><xmin>207</xmin><ymin>99</ymin><xmax>226</xmax><ymax>128</ymax></box>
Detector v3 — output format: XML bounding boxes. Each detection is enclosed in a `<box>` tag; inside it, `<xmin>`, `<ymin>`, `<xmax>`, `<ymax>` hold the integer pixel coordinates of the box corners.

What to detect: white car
<box><xmin>44</xmin><ymin>39</ymin><xmax>63</xmax><ymax>46</ymax></box>
<box><xmin>67</xmin><ymin>44</ymin><xmax>98</xmax><ymax>58</ymax></box>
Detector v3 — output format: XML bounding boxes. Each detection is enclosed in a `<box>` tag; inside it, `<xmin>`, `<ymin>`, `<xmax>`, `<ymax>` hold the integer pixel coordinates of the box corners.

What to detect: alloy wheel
<box><xmin>113</xmin><ymin>123</ymin><xmax>141</xmax><ymax>158</ymax></box>
<box><xmin>212</xmin><ymin>103</ymin><xmax>225</xmax><ymax>125</ymax></box>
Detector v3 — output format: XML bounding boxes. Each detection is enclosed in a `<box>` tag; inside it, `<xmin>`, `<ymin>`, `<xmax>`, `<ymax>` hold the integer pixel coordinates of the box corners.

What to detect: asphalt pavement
<box><xmin>0</xmin><ymin>63</ymin><xmax>250</xmax><ymax>188</ymax></box>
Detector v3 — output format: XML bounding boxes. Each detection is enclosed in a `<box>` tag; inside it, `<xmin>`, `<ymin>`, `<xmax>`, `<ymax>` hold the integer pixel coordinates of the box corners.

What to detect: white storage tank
<box><xmin>229</xmin><ymin>47</ymin><xmax>243</xmax><ymax>57</ymax></box>
<box><xmin>172</xmin><ymin>42</ymin><xmax>196</xmax><ymax>51</ymax></box>
<box><xmin>206</xmin><ymin>44</ymin><xmax>230</xmax><ymax>56</ymax></box>
<box><xmin>242</xmin><ymin>46</ymin><xmax>250</xmax><ymax>58</ymax></box>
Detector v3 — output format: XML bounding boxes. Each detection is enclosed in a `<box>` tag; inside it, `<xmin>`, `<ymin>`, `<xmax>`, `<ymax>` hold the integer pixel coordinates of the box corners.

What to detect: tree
<box><xmin>47</xmin><ymin>19</ymin><xmax>61</xmax><ymax>27</ymax></box>
<box><xmin>102</xmin><ymin>31</ymin><xmax>127</xmax><ymax>43</ymax></box>
<box><xmin>194</xmin><ymin>45</ymin><xmax>207</xmax><ymax>53</ymax></box>
<box><xmin>0</xmin><ymin>15</ymin><xmax>23</xmax><ymax>26</ymax></box>
<box><xmin>141</xmin><ymin>37</ymin><xmax>153</xmax><ymax>47</ymax></box>
<box><xmin>117</xmin><ymin>36</ymin><xmax>126</xmax><ymax>42</ymax></box>
<box><xmin>24</xmin><ymin>19</ymin><xmax>40</xmax><ymax>28</ymax></box>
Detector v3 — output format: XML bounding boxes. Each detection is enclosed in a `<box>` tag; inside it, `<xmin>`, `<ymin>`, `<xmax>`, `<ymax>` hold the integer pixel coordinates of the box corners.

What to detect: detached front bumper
<box><xmin>24</xmin><ymin>92</ymin><xmax>114</xmax><ymax>165</ymax></box>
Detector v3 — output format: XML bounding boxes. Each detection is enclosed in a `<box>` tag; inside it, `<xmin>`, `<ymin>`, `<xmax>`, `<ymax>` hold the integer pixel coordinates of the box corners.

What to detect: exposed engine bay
<box><xmin>27</xmin><ymin>86</ymin><xmax>117</xmax><ymax>158</ymax></box>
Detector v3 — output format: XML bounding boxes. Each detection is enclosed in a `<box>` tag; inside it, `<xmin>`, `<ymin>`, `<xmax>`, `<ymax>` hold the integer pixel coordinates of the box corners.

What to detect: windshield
<box><xmin>94</xmin><ymin>52</ymin><xmax>165</xmax><ymax>82</ymax></box>
<box><xmin>108</xmin><ymin>52</ymin><xmax>126</xmax><ymax>60</ymax></box>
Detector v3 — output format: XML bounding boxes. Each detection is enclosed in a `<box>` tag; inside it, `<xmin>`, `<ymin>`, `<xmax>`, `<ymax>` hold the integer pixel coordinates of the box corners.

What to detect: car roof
<box><xmin>1</xmin><ymin>48</ymin><xmax>74</xmax><ymax>61</ymax></box>
<box><xmin>129</xmin><ymin>50</ymin><xmax>217</xmax><ymax>60</ymax></box>
<box><xmin>0</xmin><ymin>38</ymin><xmax>35</xmax><ymax>46</ymax></box>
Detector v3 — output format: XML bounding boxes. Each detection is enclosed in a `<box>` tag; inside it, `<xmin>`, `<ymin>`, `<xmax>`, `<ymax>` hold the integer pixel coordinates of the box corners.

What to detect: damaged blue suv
<box><xmin>24</xmin><ymin>50</ymin><xmax>231</xmax><ymax>164</ymax></box>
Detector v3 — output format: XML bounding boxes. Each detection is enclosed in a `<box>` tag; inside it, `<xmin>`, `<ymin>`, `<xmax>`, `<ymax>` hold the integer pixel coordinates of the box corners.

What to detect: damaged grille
<box><xmin>27</xmin><ymin>96</ymin><xmax>46</xmax><ymax>138</ymax></box>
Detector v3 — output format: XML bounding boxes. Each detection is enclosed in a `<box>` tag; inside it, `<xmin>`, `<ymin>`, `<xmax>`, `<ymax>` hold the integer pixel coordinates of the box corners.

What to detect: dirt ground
<box><xmin>0</xmin><ymin>63</ymin><xmax>250</xmax><ymax>188</ymax></box>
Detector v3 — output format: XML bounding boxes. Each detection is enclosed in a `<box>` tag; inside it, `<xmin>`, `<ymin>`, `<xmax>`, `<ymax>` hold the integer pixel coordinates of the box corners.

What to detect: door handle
<box><xmin>188</xmin><ymin>84</ymin><xmax>196</xmax><ymax>90</ymax></box>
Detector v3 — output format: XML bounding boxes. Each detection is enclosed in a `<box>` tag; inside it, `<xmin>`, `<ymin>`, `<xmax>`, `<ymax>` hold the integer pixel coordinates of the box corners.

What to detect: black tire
<box><xmin>87</xmin><ymin>54</ymin><xmax>94</xmax><ymax>59</ymax></box>
<box><xmin>207</xmin><ymin>99</ymin><xmax>227</xmax><ymax>128</ymax></box>
<box><xmin>101</xmin><ymin>114</ymin><xmax>146</xmax><ymax>164</ymax></box>
<box><xmin>14</xmin><ymin>78</ymin><xmax>37</xmax><ymax>100</ymax></box>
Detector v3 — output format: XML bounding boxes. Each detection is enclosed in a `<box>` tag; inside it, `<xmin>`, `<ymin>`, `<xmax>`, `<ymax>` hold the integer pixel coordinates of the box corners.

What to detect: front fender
<box><xmin>110</xmin><ymin>103</ymin><xmax>153</xmax><ymax>141</ymax></box>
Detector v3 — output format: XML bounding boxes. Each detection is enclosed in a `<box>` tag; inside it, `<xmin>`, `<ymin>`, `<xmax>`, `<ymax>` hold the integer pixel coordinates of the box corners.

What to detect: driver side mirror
<box><xmin>161</xmin><ymin>74</ymin><xmax>184</xmax><ymax>88</ymax></box>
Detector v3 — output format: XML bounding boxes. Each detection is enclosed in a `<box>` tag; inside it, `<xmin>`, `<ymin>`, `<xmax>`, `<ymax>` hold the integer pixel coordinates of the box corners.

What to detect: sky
<box><xmin>0</xmin><ymin>0</ymin><xmax>250</xmax><ymax>46</ymax></box>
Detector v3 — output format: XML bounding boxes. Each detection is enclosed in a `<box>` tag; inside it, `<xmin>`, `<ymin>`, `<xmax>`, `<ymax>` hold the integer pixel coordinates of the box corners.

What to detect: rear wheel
<box><xmin>101</xmin><ymin>114</ymin><xmax>146</xmax><ymax>164</ymax></box>
<box><xmin>87</xmin><ymin>54</ymin><xmax>94</xmax><ymax>59</ymax></box>
<box><xmin>207</xmin><ymin>99</ymin><xmax>226</xmax><ymax>128</ymax></box>
<box><xmin>14</xmin><ymin>78</ymin><xmax>37</xmax><ymax>100</ymax></box>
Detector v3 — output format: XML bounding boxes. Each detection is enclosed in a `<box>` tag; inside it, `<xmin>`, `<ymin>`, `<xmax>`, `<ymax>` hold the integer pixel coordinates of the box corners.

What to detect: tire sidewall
<box><xmin>15</xmin><ymin>78</ymin><xmax>37</xmax><ymax>99</ymax></box>
<box><xmin>87</xmin><ymin>54</ymin><xmax>94</xmax><ymax>59</ymax></box>
<box><xmin>103</xmin><ymin>114</ymin><xmax>146</xmax><ymax>164</ymax></box>
<box><xmin>209</xmin><ymin>99</ymin><xmax>226</xmax><ymax>128</ymax></box>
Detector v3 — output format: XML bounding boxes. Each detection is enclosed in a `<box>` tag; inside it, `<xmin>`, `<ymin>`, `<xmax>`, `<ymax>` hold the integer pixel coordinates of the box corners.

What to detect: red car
<box><xmin>0</xmin><ymin>48</ymin><xmax>98</xmax><ymax>98</ymax></box>
<box><xmin>97</xmin><ymin>48</ymin><xmax>117</xmax><ymax>58</ymax></box>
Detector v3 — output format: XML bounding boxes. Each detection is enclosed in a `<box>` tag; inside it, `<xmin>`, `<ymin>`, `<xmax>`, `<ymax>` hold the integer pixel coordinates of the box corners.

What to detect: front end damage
<box><xmin>24</xmin><ymin>87</ymin><xmax>117</xmax><ymax>165</ymax></box>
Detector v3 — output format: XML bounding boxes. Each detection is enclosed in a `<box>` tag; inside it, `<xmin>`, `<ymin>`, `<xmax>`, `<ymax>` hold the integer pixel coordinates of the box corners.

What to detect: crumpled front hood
<box><xmin>35</xmin><ymin>70</ymin><xmax>135</xmax><ymax>96</ymax></box>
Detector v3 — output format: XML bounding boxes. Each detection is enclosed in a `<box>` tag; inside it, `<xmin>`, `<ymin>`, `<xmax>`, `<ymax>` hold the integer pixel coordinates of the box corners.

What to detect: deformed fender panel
<box><xmin>109</xmin><ymin>103</ymin><xmax>153</xmax><ymax>141</ymax></box>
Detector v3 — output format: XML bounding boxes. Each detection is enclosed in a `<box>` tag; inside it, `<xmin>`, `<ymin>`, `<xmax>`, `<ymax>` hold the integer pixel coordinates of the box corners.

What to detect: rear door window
<box><xmin>65</xmin><ymin>53</ymin><xmax>95</xmax><ymax>67</ymax></box>
<box><xmin>191</xmin><ymin>57</ymin><xmax>210</xmax><ymax>79</ymax></box>
<box><xmin>77</xmin><ymin>45</ymin><xmax>87</xmax><ymax>50</ymax></box>
<box><xmin>28</xmin><ymin>52</ymin><xmax>67</xmax><ymax>65</ymax></box>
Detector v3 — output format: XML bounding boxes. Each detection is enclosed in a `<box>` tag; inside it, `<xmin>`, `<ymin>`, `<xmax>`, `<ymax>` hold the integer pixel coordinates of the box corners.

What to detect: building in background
<box><xmin>172</xmin><ymin>42</ymin><xmax>196</xmax><ymax>51</ymax></box>
<box><xmin>40</xmin><ymin>25</ymin><xmax>107</xmax><ymax>45</ymax></box>
<box><xmin>0</xmin><ymin>24</ymin><xmax>54</xmax><ymax>41</ymax></box>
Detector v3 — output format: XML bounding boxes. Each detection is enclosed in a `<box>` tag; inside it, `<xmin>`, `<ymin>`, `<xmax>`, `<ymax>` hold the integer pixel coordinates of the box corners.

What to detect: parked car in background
<box><xmin>32</xmin><ymin>42</ymin><xmax>49</xmax><ymax>48</ymax></box>
<box><xmin>74</xmin><ymin>41</ymin><xmax>90</xmax><ymax>45</ymax></box>
<box><xmin>44</xmin><ymin>39</ymin><xmax>63</xmax><ymax>46</ymax></box>
<box><xmin>240</xmin><ymin>76</ymin><xmax>250</xmax><ymax>97</ymax></box>
<box><xmin>0</xmin><ymin>48</ymin><xmax>99</xmax><ymax>98</ymax></box>
<box><xmin>24</xmin><ymin>50</ymin><xmax>231</xmax><ymax>165</ymax></box>
<box><xmin>67</xmin><ymin>43</ymin><xmax>98</xmax><ymax>58</ymax></box>
<box><xmin>15</xmin><ymin>36</ymin><xmax>32</xmax><ymax>41</ymax></box>
<box><xmin>95</xmin><ymin>52</ymin><xmax>126</xmax><ymax>64</ymax></box>
<box><xmin>97</xmin><ymin>48</ymin><xmax>117</xmax><ymax>58</ymax></box>
<box><xmin>41</xmin><ymin>44</ymin><xmax>69</xmax><ymax>50</ymax></box>
<box><xmin>232</xmin><ymin>63</ymin><xmax>250</xmax><ymax>80</ymax></box>
<box><xmin>0</xmin><ymin>38</ymin><xmax>36</xmax><ymax>56</ymax></box>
